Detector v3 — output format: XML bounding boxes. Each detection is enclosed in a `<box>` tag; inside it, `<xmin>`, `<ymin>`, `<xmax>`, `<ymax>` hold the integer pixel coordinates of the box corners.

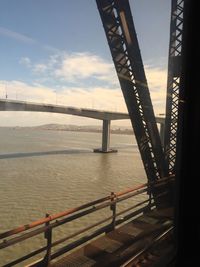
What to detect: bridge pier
<box><xmin>0</xmin><ymin>99</ymin><xmax>165</xmax><ymax>152</ymax></box>
<box><xmin>94</xmin><ymin>120</ymin><xmax>117</xmax><ymax>153</ymax></box>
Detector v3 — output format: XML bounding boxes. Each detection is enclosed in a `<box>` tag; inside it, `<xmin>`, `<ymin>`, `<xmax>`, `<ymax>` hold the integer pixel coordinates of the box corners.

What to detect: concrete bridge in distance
<box><xmin>0</xmin><ymin>99</ymin><xmax>165</xmax><ymax>152</ymax></box>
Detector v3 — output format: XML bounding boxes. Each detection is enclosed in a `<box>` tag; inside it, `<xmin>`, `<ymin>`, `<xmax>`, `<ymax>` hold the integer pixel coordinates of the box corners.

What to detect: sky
<box><xmin>0</xmin><ymin>0</ymin><xmax>171</xmax><ymax>126</ymax></box>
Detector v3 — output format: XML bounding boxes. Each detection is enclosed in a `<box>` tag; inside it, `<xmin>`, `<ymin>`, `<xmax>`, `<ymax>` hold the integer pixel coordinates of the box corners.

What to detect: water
<box><xmin>0</xmin><ymin>128</ymin><xmax>146</xmax><ymax>265</ymax></box>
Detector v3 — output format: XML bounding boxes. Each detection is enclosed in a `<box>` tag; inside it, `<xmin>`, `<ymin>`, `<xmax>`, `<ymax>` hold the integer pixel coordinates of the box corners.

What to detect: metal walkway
<box><xmin>49</xmin><ymin>207</ymin><xmax>174</xmax><ymax>267</ymax></box>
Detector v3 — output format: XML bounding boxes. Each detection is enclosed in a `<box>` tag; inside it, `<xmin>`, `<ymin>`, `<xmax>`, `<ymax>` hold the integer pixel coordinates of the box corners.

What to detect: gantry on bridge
<box><xmin>0</xmin><ymin>0</ymin><xmax>195</xmax><ymax>266</ymax></box>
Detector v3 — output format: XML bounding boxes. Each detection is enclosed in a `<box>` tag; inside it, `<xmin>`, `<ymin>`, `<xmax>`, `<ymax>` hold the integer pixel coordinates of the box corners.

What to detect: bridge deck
<box><xmin>46</xmin><ymin>207</ymin><xmax>174</xmax><ymax>267</ymax></box>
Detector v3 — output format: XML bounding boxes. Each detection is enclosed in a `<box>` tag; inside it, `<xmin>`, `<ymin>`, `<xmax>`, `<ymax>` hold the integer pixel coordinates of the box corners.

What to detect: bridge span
<box><xmin>0</xmin><ymin>99</ymin><xmax>165</xmax><ymax>152</ymax></box>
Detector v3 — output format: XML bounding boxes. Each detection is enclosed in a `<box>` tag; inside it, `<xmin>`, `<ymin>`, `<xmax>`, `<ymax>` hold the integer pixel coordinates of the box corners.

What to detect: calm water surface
<box><xmin>0</xmin><ymin>128</ymin><xmax>146</xmax><ymax>265</ymax></box>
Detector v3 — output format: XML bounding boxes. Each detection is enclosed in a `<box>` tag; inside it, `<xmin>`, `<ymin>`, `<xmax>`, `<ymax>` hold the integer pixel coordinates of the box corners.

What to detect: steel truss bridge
<box><xmin>0</xmin><ymin>0</ymin><xmax>194</xmax><ymax>266</ymax></box>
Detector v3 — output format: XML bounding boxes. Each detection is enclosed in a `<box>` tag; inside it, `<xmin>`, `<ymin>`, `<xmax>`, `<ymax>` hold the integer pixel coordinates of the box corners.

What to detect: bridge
<box><xmin>0</xmin><ymin>99</ymin><xmax>165</xmax><ymax>152</ymax></box>
<box><xmin>0</xmin><ymin>0</ymin><xmax>197</xmax><ymax>265</ymax></box>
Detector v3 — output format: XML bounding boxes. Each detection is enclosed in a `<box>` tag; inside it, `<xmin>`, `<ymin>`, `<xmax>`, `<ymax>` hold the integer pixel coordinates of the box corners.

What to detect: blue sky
<box><xmin>0</xmin><ymin>0</ymin><xmax>171</xmax><ymax>126</ymax></box>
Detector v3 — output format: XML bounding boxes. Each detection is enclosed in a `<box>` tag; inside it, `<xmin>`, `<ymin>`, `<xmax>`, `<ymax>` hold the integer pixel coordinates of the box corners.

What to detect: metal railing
<box><xmin>0</xmin><ymin>176</ymin><xmax>174</xmax><ymax>266</ymax></box>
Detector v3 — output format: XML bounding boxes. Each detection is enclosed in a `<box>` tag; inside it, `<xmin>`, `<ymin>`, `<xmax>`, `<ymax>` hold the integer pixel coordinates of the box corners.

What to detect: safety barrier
<box><xmin>0</xmin><ymin>175</ymin><xmax>174</xmax><ymax>266</ymax></box>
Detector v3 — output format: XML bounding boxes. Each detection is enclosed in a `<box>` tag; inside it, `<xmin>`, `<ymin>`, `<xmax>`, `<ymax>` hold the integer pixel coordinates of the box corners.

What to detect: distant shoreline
<box><xmin>0</xmin><ymin>124</ymin><xmax>134</xmax><ymax>135</ymax></box>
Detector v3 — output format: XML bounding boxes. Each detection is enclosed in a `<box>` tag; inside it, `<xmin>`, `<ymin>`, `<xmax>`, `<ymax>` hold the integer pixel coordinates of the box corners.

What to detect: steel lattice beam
<box><xmin>164</xmin><ymin>0</ymin><xmax>185</xmax><ymax>175</ymax></box>
<box><xmin>96</xmin><ymin>0</ymin><xmax>167</xmax><ymax>182</ymax></box>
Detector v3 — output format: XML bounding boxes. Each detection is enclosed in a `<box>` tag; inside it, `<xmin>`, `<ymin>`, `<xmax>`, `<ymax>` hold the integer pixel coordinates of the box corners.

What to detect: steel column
<box><xmin>164</xmin><ymin>0</ymin><xmax>185</xmax><ymax>175</ymax></box>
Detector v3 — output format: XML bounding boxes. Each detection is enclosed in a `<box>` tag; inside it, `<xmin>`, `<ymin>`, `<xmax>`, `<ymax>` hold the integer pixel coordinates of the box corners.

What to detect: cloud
<box><xmin>0</xmin><ymin>80</ymin><xmax>124</xmax><ymax>110</ymax></box>
<box><xmin>145</xmin><ymin>65</ymin><xmax>167</xmax><ymax>112</ymax></box>
<box><xmin>145</xmin><ymin>65</ymin><xmax>167</xmax><ymax>91</ymax></box>
<box><xmin>19</xmin><ymin>57</ymin><xmax>32</xmax><ymax>67</ymax></box>
<box><xmin>0</xmin><ymin>63</ymin><xmax>167</xmax><ymax>126</ymax></box>
<box><xmin>19</xmin><ymin>54</ymin><xmax>58</xmax><ymax>79</ymax></box>
<box><xmin>1</xmin><ymin>52</ymin><xmax>168</xmax><ymax>126</ymax></box>
<box><xmin>19</xmin><ymin>52</ymin><xmax>118</xmax><ymax>87</ymax></box>
<box><xmin>0</xmin><ymin>80</ymin><xmax>127</xmax><ymax>126</ymax></box>
<box><xmin>19</xmin><ymin>52</ymin><xmax>167</xmax><ymax>97</ymax></box>
<box><xmin>0</xmin><ymin>26</ymin><xmax>36</xmax><ymax>44</ymax></box>
<box><xmin>33</xmin><ymin>64</ymin><xmax>48</xmax><ymax>73</ymax></box>
<box><xmin>55</xmin><ymin>52</ymin><xmax>114</xmax><ymax>81</ymax></box>
<box><xmin>19</xmin><ymin>57</ymin><xmax>51</xmax><ymax>74</ymax></box>
<box><xmin>0</xmin><ymin>26</ymin><xmax>61</xmax><ymax>54</ymax></box>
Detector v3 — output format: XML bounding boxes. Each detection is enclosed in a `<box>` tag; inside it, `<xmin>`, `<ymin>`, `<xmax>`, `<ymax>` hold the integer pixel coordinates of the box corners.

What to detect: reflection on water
<box><xmin>0</xmin><ymin>128</ymin><xmax>146</xmax><ymax>265</ymax></box>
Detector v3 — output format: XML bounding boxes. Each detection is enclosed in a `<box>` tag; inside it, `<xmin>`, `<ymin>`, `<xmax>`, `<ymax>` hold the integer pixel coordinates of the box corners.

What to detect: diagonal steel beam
<box><xmin>96</xmin><ymin>0</ymin><xmax>167</xmax><ymax>182</ymax></box>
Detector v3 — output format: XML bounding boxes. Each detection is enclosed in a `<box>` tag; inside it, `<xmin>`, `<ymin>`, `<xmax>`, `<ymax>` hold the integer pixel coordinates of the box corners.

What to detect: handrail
<box><xmin>0</xmin><ymin>175</ymin><xmax>174</xmax><ymax>240</ymax></box>
<box><xmin>0</xmin><ymin>195</ymin><xmax>110</xmax><ymax>240</ymax></box>
<box><xmin>0</xmin><ymin>187</ymin><xmax>148</xmax><ymax>249</ymax></box>
<box><xmin>0</xmin><ymin>175</ymin><xmax>174</xmax><ymax>266</ymax></box>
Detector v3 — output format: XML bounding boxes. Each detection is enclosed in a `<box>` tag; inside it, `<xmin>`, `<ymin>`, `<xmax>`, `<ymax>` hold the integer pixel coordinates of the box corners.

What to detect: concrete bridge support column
<box><xmin>93</xmin><ymin>120</ymin><xmax>117</xmax><ymax>153</ymax></box>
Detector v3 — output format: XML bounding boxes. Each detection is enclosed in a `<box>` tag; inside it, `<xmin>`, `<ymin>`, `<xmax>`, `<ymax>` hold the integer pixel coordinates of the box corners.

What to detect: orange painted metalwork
<box><xmin>0</xmin><ymin>175</ymin><xmax>174</xmax><ymax>240</ymax></box>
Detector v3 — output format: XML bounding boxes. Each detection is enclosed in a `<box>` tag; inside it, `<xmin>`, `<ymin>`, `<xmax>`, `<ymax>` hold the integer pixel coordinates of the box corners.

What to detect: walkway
<box><xmin>49</xmin><ymin>207</ymin><xmax>174</xmax><ymax>267</ymax></box>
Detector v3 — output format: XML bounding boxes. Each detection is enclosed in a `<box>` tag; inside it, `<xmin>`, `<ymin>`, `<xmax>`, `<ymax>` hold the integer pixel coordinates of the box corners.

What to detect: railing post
<box><xmin>110</xmin><ymin>192</ymin><xmax>116</xmax><ymax>230</ymax></box>
<box><xmin>144</xmin><ymin>184</ymin><xmax>153</xmax><ymax>214</ymax></box>
<box><xmin>43</xmin><ymin>214</ymin><xmax>52</xmax><ymax>266</ymax></box>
